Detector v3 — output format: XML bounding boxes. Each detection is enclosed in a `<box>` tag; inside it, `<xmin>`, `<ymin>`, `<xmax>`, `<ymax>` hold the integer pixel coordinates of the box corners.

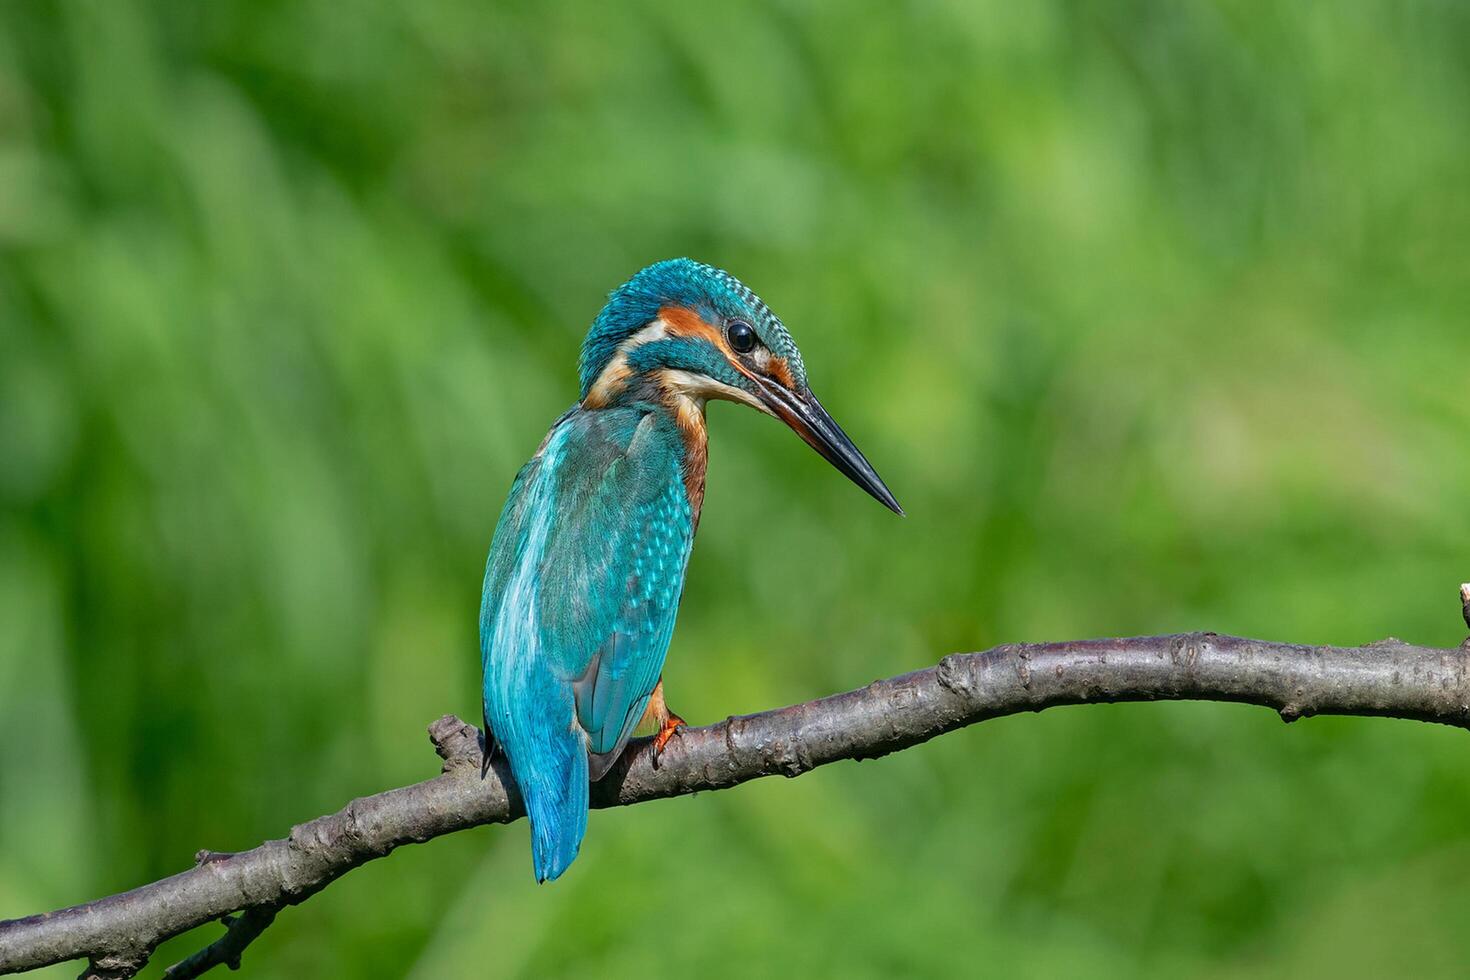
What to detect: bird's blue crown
<box><xmin>578</xmin><ymin>259</ymin><xmax>806</xmax><ymax>398</ymax></box>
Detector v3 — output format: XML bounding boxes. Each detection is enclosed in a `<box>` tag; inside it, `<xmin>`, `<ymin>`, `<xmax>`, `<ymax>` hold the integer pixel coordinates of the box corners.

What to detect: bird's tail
<box><xmin>506</xmin><ymin>724</ymin><xmax>589</xmax><ymax>883</ymax></box>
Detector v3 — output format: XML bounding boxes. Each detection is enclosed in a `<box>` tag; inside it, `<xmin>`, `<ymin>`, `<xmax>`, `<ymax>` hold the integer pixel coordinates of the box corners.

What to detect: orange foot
<box><xmin>652</xmin><ymin>711</ymin><xmax>686</xmax><ymax>761</ymax></box>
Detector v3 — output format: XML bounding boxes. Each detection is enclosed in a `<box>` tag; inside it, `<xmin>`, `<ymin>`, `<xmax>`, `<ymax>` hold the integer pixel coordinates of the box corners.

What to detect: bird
<box><xmin>479</xmin><ymin>258</ymin><xmax>902</xmax><ymax>882</ymax></box>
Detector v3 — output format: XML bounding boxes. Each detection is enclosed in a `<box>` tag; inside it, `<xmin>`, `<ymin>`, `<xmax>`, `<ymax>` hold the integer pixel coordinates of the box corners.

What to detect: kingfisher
<box><xmin>479</xmin><ymin>259</ymin><xmax>902</xmax><ymax>882</ymax></box>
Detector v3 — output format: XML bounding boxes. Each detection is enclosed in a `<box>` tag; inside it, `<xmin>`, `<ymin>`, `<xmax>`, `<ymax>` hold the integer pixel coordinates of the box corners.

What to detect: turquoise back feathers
<box><xmin>480</xmin><ymin>407</ymin><xmax>693</xmax><ymax>881</ymax></box>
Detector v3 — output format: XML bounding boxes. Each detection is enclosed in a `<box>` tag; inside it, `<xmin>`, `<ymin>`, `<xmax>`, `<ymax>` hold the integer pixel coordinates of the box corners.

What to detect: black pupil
<box><xmin>728</xmin><ymin>321</ymin><xmax>756</xmax><ymax>353</ymax></box>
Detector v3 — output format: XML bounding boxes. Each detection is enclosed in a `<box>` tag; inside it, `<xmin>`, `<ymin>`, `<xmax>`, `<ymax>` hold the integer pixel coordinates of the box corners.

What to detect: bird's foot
<box><xmin>651</xmin><ymin>711</ymin><xmax>686</xmax><ymax>764</ymax></box>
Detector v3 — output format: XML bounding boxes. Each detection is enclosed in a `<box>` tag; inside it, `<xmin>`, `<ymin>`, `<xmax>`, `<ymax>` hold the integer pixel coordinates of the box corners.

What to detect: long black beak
<box><xmin>752</xmin><ymin>376</ymin><xmax>904</xmax><ymax>515</ymax></box>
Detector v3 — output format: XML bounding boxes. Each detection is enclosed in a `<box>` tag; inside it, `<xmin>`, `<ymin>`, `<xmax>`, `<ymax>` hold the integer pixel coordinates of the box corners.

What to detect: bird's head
<box><xmin>579</xmin><ymin>258</ymin><xmax>902</xmax><ymax>514</ymax></box>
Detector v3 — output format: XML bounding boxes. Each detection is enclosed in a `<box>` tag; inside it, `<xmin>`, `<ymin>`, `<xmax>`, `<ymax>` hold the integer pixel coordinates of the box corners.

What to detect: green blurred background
<box><xmin>2</xmin><ymin>1</ymin><xmax>1468</xmax><ymax>976</ymax></box>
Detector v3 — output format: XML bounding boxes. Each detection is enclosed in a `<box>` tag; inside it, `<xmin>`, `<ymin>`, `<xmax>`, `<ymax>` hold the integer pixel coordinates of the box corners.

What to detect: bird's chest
<box><xmin>662</xmin><ymin>391</ymin><xmax>709</xmax><ymax>530</ymax></box>
<box><xmin>681</xmin><ymin>427</ymin><xmax>708</xmax><ymax>529</ymax></box>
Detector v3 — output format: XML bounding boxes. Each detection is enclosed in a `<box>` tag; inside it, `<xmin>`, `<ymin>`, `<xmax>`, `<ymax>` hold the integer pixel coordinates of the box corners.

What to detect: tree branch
<box><xmin>4</xmin><ymin>630</ymin><xmax>1470</xmax><ymax>977</ymax></box>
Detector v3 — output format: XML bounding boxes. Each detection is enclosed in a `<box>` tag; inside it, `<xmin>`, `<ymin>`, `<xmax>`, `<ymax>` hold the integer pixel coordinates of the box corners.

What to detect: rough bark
<box><xmin>3</xmin><ymin>631</ymin><xmax>1470</xmax><ymax>977</ymax></box>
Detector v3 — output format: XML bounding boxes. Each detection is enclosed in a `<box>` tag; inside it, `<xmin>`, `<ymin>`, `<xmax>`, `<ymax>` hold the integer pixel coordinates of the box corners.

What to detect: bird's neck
<box><xmin>585</xmin><ymin>372</ymin><xmax>708</xmax><ymax>524</ymax></box>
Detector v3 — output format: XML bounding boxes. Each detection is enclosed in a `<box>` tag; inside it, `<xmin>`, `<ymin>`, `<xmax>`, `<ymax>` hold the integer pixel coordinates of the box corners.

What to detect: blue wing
<box><xmin>571</xmin><ymin>472</ymin><xmax>691</xmax><ymax>778</ymax></box>
<box><xmin>538</xmin><ymin>409</ymin><xmax>693</xmax><ymax>773</ymax></box>
<box><xmin>480</xmin><ymin>406</ymin><xmax>693</xmax><ymax>880</ymax></box>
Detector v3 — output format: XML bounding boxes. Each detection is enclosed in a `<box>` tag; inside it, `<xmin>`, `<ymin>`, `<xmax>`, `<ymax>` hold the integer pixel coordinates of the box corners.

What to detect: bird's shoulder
<box><xmin>538</xmin><ymin>405</ymin><xmax>693</xmax><ymax>584</ymax></box>
<box><xmin>487</xmin><ymin>404</ymin><xmax>685</xmax><ymax>557</ymax></box>
<box><xmin>551</xmin><ymin>404</ymin><xmax>687</xmax><ymax>493</ymax></box>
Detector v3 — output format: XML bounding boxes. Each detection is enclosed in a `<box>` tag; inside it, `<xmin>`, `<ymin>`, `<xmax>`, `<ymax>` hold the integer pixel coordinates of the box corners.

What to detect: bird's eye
<box><xmin>727</xmin><ymin>320</ymin><xmax>756</xmax><ymax>354</ymax></box>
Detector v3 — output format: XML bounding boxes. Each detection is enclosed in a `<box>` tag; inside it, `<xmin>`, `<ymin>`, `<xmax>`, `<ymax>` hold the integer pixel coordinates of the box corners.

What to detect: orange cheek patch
<box><xmin>658</xmin><ymin>304</ymin><xmax>786</xmax><ymax>396</ymax></box>
<box><xmin>659</xmin><ymin>305</ymin><xmax>728</xmax><ymax>351</ymax></box>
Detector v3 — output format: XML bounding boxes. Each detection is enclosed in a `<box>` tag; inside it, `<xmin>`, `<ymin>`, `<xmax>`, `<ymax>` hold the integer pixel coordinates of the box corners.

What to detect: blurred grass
<box><xmin>2</xmin><ymin>1</ymin><xmax>1469</xmax><ymax>976</ymax></box>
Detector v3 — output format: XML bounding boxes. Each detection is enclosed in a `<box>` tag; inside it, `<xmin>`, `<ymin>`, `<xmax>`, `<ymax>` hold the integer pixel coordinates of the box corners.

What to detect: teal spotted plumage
<box><xmin>480</xmin><ymin>259</ymin><xmax>901</xmax><ymax>882</ymax></box>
